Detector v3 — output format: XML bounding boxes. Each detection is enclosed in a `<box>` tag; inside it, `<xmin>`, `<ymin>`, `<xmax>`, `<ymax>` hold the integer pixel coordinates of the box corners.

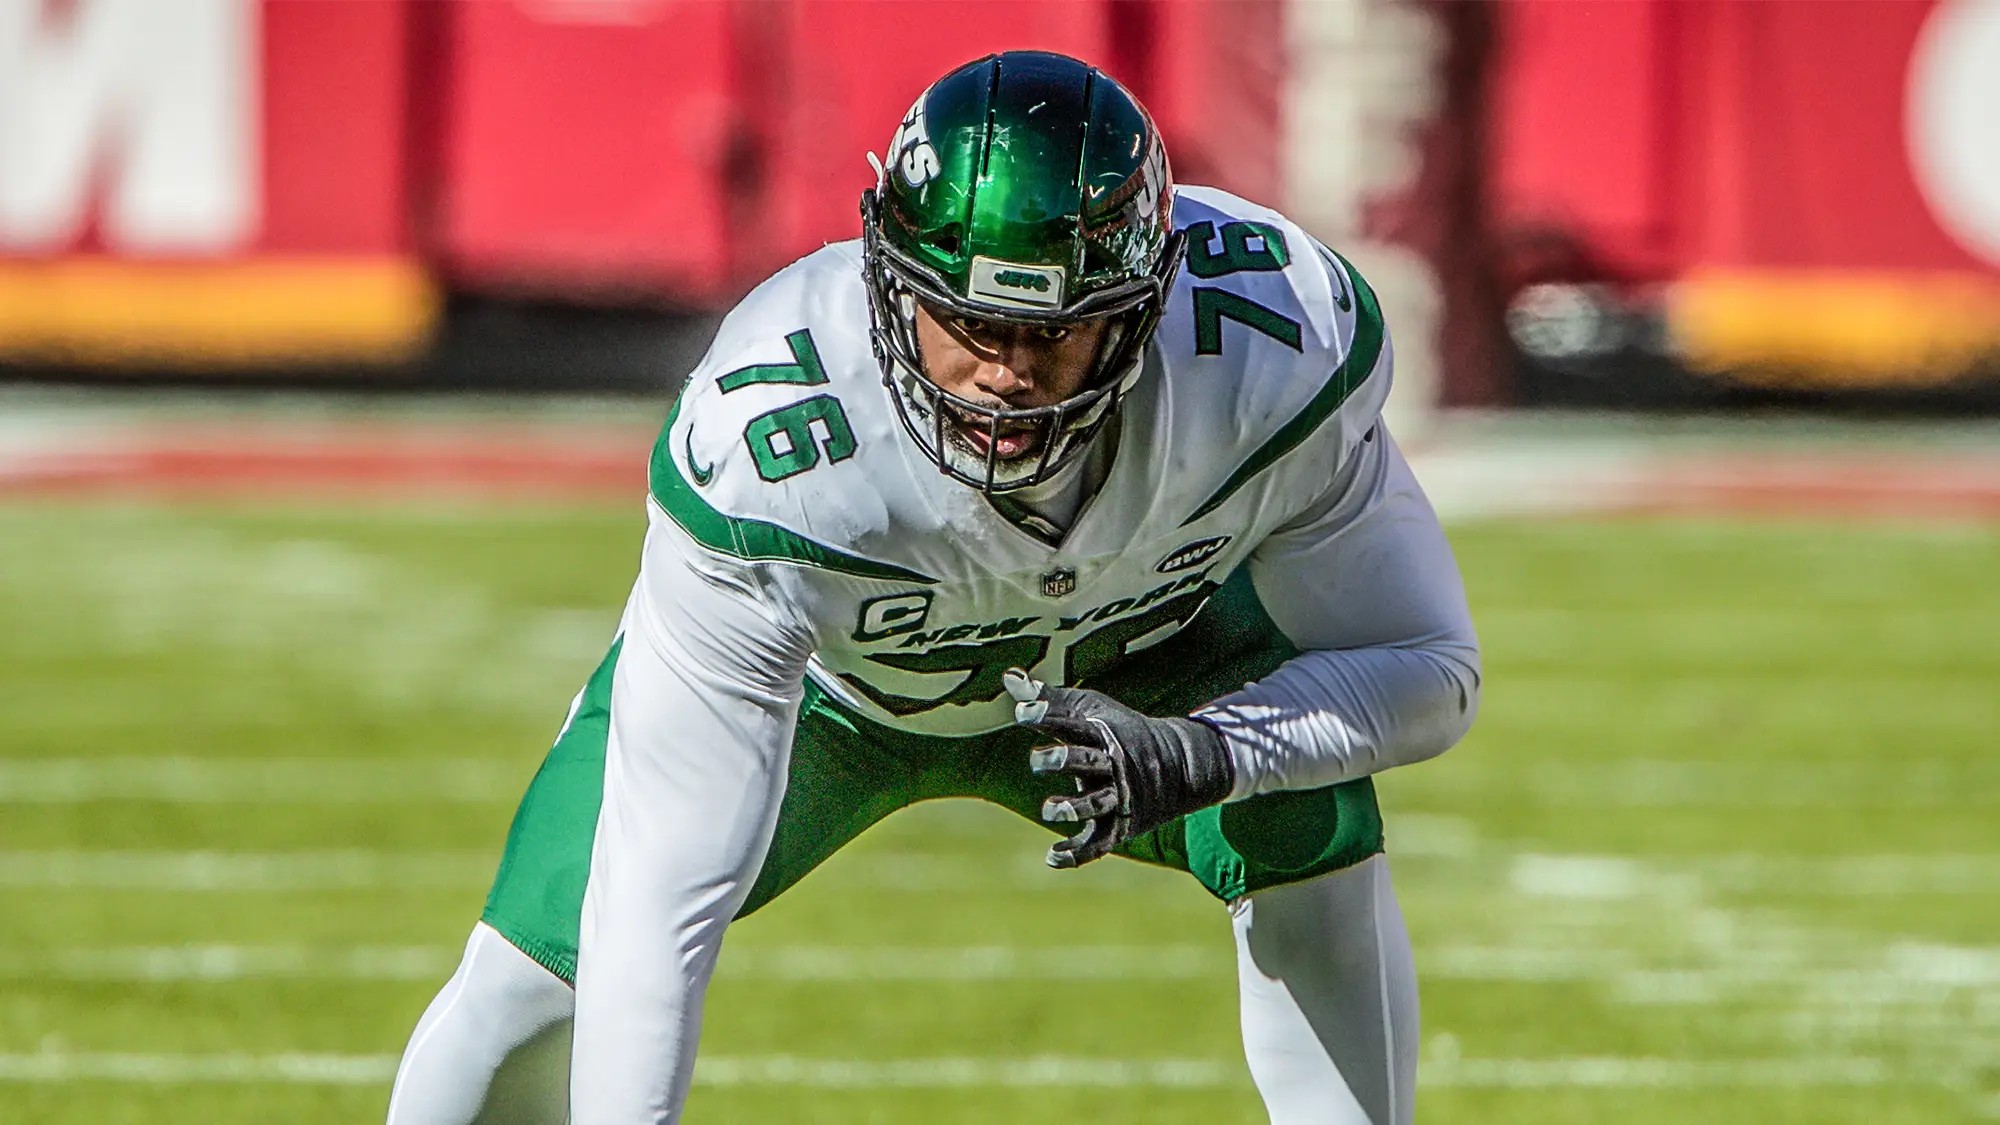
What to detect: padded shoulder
<box><xmin>1164</xmin><ymin>186</ymin><xmax>1393</xmax><ymax>525</ymax></box>
<box><xmin>643</xmin><ymin>244</ymin><xmax>938</xmax><ymax>585</ymax></box>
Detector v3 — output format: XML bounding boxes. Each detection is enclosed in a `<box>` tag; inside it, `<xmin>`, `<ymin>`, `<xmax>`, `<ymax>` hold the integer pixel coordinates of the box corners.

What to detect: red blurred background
<box><xmin>1</xmin><ymin>0</ymin><xmax>1996</xmax><ymax>409</ymax></box>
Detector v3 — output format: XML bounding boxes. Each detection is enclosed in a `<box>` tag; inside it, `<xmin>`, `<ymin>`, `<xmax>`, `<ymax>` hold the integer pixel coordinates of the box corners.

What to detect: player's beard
<box><xmin>940</xmin><ymin>399</ymin><xmax>1048</xmax><ymax>463</ymax></box>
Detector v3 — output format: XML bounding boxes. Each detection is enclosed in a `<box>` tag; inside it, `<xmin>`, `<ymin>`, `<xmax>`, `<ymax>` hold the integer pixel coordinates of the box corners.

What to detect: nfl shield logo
<box><xmin>1040</xmin><ymin>567</ymin><xmax>1077</xmax><ymax>599</ymax></box>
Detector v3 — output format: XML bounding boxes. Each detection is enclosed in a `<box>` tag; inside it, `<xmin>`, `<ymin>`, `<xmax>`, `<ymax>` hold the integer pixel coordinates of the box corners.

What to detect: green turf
<box><xmin>2</xmin><ymin>501</ymin><xmax>1995</xmax><ymax>1123</ymax></box>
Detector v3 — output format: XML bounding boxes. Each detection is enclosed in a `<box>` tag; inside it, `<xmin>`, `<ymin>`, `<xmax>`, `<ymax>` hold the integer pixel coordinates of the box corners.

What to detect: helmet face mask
<box><xmin>860</xmin><ymin>51</ymin><xmax>1184</xmax><ymax>494</ymax></box>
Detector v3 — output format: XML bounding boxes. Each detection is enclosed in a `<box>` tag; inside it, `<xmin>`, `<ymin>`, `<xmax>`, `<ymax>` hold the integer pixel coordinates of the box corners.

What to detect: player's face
<box><xmin>914</xmin><ymin>301</ymin><xmax>1110</xmax><ymax>462</ymax></box>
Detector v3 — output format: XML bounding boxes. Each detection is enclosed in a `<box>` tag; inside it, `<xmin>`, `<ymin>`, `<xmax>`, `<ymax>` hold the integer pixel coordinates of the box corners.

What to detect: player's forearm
<box><xmin>570</xmin><ymin>782</ymin><xmax>778</xmax><ymax>1122</ymax></box>
<box><xmin>570</xmin><ymin>855</ymin><xmax>727</xmax><ymax>1123</ymax></box>
<box><xmin>1219</xmin><ymin>425</ymin><xmax>1480</xmax><ymax>797</ymax></box>
<box><xmin>570</xmin><ymin>516</ymin><xmax>811</xmax><ymax>1122</ymax></box>
<box><xmin>1196</xmin><ymin>635</ymin><xmax>1480</xmax><ymax>799</ymax></box>
<box><xmin>568</xmin><ymin>617</ymin><xmax>800</xmax><ymax>1122</ymax></box>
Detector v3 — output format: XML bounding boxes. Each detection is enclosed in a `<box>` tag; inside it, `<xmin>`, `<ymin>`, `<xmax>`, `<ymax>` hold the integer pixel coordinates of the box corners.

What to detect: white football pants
<box><xmin>1232</xmin><ymin>854</ymin><xmax>1418</xmax><ymax>1124</ymax></box>
<box><xmin>384</xmin><ymin>855</ymin><xmax>1417</xmax><ymax>1124</ymax></box>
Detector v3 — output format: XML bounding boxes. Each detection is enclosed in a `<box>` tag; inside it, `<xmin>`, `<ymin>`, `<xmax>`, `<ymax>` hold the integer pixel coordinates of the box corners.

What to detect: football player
<box><xmin>386</xmin><ymin>50</ymin><xmax>1479</xmax><ymax>1125</ymax></box>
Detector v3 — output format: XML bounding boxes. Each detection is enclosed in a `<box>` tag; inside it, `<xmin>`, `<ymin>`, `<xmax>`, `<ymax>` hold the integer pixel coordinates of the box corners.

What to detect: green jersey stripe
<box><xmin>1179</xmin><ymin>251</ymin><xmax>1385</xmax><ymax>527</ymax></box>
<box><xmin>648</xmin><ymin>399</ymin><xmax>940</xmax><ymax>585</ymax></box>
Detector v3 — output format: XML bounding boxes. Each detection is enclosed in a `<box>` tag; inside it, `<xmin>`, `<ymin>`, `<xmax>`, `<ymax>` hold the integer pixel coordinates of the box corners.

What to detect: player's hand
<box><xmin>1003</xmin><ymin>669</ymin><xmax>1236</xmax><ymax>869</ymax></box>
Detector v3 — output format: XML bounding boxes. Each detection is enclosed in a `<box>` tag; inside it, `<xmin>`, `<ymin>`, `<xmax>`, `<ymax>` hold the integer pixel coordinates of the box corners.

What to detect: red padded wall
<box><xmin>746</xmin><ymin>1</ymin><xmax>1114</xmax><ymax>281</ymax></box>
<box><xmin>434</xmin><ymin>0</ymin><xmax>740</xmax><ymax>302</ymax></box>
<box><xmin>428</xmin><ymin>0</ymin><xmax>1290</xmax><ymax>304</ymax></box>
<box><xmin>1490</xmin><ymin>0</ymin><xmax>1999</xmax><ymax>279</ymax></box>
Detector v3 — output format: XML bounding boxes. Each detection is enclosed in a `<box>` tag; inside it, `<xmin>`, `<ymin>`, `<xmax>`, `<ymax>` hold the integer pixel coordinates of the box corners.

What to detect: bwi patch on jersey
<box><xmin>1156</xmin><ymin>536</ymin><xmax>1233</xmax><ymax>573</ymax></box>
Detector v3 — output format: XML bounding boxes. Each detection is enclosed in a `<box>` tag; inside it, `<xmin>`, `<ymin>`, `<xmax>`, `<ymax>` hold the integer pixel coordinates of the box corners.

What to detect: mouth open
<box><xmin>945</xmin><ymin>402</ymin><xmax>1045</xmax><ymax>461</ymax></box>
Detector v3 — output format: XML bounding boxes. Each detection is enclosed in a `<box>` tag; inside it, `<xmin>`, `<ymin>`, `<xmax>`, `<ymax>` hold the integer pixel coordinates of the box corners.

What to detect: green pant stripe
<box><xmin>480</xmin><ymin>636</ymin><xmax>622</xmax><ymax>984</ymax></box>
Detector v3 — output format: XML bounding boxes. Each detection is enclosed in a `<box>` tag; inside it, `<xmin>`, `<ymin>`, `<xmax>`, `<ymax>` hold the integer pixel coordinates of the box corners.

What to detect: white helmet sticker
<box><xmin>967</xmin><ymin>256</ymin><xmax>1066</xmax><ymax>310</ymax></box>
<box><xmin>885</xmin><ymin>96</ymin><xmax>940</xmax><ymax>189</ymax></box>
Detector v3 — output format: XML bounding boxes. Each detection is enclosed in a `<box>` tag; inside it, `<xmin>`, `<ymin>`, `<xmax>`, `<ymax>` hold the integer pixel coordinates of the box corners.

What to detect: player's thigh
<box><xmin>480</xmin><ymin>647</ymin><xmax>918</xmax><ymax>982</ymax></box>
<box><xmin>737</xmin><ymin>684</ymin><xmax>923</xmax><ymax>915</ymax></box>
<box><xmin>480</xmin><ymin>643</ymin><xmax>624</xmax><ymax>983</ymax></box>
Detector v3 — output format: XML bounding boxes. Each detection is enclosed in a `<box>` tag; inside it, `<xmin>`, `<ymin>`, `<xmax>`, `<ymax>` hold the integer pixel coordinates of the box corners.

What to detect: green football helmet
<box><xmin>861</xmin><ymin>50</ymin><xmax>1184</xmax><ymax>493</ymax></box>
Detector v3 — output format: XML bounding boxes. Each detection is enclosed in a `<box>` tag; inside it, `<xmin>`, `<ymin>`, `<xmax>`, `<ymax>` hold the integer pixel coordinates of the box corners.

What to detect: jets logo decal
<box><xmin>968</xmin><ymin>257</ymin><xmax>1066</xmax><ymax>310</ymax></box>
<box><xmin>991</xmin><ymin>269</ymin><xmax>1051</xmax><ymax>293</ymax></box>
<box><xmin>885</xmin><ymin>96</ymin><xmax>940</xmax><ymax>189</ymax></box>
<box><xmin>1133</xmin><ymin>136</ymin><xmax>1167</xmax><ymax>219</ymax></box>
<box><xmin>1156</xmin><ymin>536</ymin><xmax>1231</xmax><ymax>573</ymax></box>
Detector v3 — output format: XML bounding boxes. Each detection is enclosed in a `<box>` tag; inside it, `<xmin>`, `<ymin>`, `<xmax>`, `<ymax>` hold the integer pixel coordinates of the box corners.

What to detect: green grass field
<box><xmin>1</xmin><ymin>500</ymin><xmax>1994</xmax><ymax>1123</ymax></box>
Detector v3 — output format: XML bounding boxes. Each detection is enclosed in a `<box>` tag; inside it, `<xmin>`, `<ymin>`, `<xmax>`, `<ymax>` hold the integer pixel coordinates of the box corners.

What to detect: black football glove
<box><xmin>1003</xmin><ymin>668</ymin><xmax>1236</xmax><ymax>869</ymax></box>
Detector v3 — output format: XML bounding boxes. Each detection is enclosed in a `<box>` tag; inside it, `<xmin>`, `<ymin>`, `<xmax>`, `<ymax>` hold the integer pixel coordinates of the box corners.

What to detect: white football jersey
<box><xmin>571</xmin><ymin>186</ymin><xmax>1480</xmax><ymax>1121</ymax></box>
<box><xmin>653</xmin><ymin>186</ymin><xmax>1390</xmax><ymax>737</ymax></box>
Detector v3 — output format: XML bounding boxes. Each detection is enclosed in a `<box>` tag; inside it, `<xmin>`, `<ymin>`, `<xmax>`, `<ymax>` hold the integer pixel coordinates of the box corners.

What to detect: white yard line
<box><xmin>702</xmin><ymin>1054</ymin><xmax>1907</xmax><ymax>1091</ymax></box>
<box><xmin>0</xmin><ymin>1050</ymin><xmax>1918</xmax><ymax>1089</ymax></box>
<box><xmin>0</xmin><ymin>758</ymin><xmax>521</xmax><ymax>804</ymax></box>
<box><xmin>13</xmin><ymin>933</ymin><xmax>1994</xmax><ymax>994</ymax></box>
<box><xmin>692</xmin><ymin>1055</ymin><xmax>1239</xmax><ymax>1089</ymax></box>
<box><xmin>2</xmin><ymin>845</ymin><xmax>1995</xmax><ymax>896</ymax></box>
<box><xmin>1427</xmin><ymin>939</ymin><xmax>2000</xmax><ymax>1002</ymax></box>
<box><xmin>0</xmin><ymin>1051</ymin><xmax>397</xmax><ymax>1085</ymax></box>
<box><xmin>1695</xmin><ymin>854</ymin><xmax>2000</xmax><ymax>896</ymax></box>
<box><xmin>0</xmin><ymin>851</ymin><xmax>491</xmax><ymax>891</ymax></box>
<box><xmin>1418</xmin><ymin>760</ymin><xmax>2000</xmax><ymax>809</ymax></box>
<box><xmin>0</xmin><ymin>946</ymin><xmax>455</xmax><ymax>983</ymax></box>
<box><xmin>1422</xmin><ymin>1055</ymin><xmax>1898</xmax><ymax>1089</ymax></box>
<box><xmin>0</xmin><ymin>944</ymin><xmax>1227</xmax><ymax>983</ymax></box>
<box><xmin>1508</xmin><ymin>852</ymin><xmax>2000</xmax><ymax>898</ymax></box>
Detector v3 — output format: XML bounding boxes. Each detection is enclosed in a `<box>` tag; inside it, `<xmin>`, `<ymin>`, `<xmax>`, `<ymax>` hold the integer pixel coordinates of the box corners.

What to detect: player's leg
<box><xmin>960</xmin><ymin>569</ymin><xmax>1407</xmax><ymax>1116</ymax></box>
<box><xmin>1231</xmin><ymin>854</ymin><xmax>1418</xmax><ymax>1125</ymax></box>
<box><xmin>1089</xmin><ymin>571</ymin><xmax>1411</xmax><ymax>1119</ymax></box>
<box><xmin>390</xmin><ymin>637</ymin><xmax>917</xmax><ymax>1122</ymax></box>
<box><xmin>734</xmin><ymin>679</ymin><xmax>925</xmax><ymax>914</ymax></box>
<box><xmin>384</xmin><ymin>922</ymin><xmax>574</xmax><ymax>1125</ymax></box>
<box><xmin>383</xmin><ymin>630</ymin><xmax>626</xmax><ymax>1125</ymax></box>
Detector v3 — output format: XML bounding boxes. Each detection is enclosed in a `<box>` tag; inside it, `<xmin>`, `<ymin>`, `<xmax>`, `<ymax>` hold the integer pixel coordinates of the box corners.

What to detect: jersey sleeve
<box><xmin>1297</xmin><ymin>221</ymin><xmax>1395</xmax><ymax>451</ymax></box>
<box><xmin>1259</xmin><ymin>223</ymin><xmax>1397</xmax><ymax>527</ymax></box>
<box><xmin>569</xmin><ymin>502</ymin><xmax>815</xmax><ymax>1123</ymax></box>
<box><xmin>1194</xmin><ymin>426</ymin><xmax>1482</xmax><ymax>797</ymax></box>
